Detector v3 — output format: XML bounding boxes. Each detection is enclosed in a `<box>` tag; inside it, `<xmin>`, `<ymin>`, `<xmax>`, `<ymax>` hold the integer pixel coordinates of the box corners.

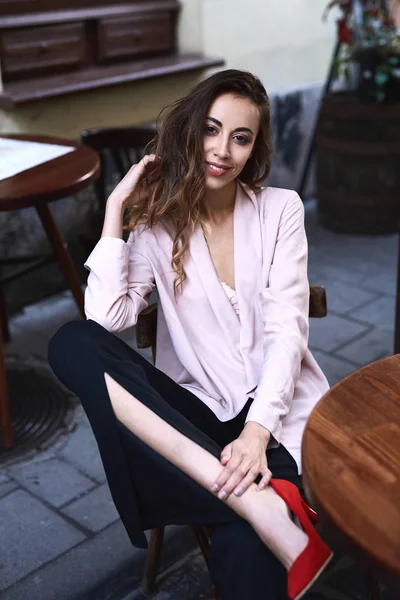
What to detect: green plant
<box><xmin>325</xmin><ymin>0</ymin><xmax>400</xmax><ymax>102</ymax></box>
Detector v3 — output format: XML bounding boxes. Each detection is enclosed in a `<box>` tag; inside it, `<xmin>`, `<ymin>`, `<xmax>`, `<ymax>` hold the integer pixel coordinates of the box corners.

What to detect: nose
<box><xmin>213</xmin><ymin>136</ymin><xmax>230</xmax><ymax>159</ymax></box>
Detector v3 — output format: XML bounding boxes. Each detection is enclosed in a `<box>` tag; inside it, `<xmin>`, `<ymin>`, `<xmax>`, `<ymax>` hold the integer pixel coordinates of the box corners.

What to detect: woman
<box><xmin>48</xmin><ymin>69</ymin><xmax>332</xmax><ymax>600</ymax></box>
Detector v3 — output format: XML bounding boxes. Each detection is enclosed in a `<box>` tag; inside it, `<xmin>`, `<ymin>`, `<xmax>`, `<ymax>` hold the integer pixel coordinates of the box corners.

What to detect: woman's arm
<box><xmin>245</xmin><ymin>192</ymin><xmax>309</xmax><ymax>443</ymax></box>
<box><xmin>84</xmin><ymin>156</ymin><xmax>158</xmax><ymax>332</ymax></box>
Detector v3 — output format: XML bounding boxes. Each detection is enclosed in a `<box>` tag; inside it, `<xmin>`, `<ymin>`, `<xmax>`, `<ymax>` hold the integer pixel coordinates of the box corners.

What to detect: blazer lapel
<box><xmin>234</xmin><ymin>182</ymin><xmax>263</xmax><ymax>312</ymax></box>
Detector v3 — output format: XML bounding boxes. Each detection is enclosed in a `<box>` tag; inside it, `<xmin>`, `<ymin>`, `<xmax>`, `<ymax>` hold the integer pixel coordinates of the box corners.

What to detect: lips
<box><xmin>205</xmin><ymin>162</ymin><xmax>232</xmax><ymax>176</ymax></box>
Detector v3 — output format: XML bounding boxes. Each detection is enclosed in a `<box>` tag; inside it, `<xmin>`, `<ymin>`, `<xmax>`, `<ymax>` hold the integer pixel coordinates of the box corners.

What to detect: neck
<box><xmin>203</xmin><ymin>180</ymin><xmax>237</xmax><ymax>224</ymax></box>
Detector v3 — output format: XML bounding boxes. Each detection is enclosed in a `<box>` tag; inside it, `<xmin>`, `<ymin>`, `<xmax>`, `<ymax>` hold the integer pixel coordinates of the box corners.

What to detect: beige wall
<box><xmin>0</xmin><ymin>0</ymin><xmax>336</xmax><ymax>136</ymax></box>
<box><xmin>0</xmin><ymin>72</ymin><xmax>201</xmax><ymax>138</ymax></box>
<box><xmin>200</xmin><ymin>0</ymin><xmax>337</xmax><ymax>94</ymax></box>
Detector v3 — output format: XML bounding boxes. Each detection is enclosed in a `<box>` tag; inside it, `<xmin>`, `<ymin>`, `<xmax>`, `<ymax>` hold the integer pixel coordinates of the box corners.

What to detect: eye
<box><xmin>205</xmin><ymin>124</ymin><xmax>217</xmax><ymax>135</ymax></box>
<box><xmin>233</xmin><ymin>134</ymin><xmax>250</xmax><ymax>145</ymax></box>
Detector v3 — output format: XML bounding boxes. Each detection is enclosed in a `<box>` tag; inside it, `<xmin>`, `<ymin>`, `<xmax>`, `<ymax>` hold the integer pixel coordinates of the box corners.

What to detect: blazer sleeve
<box><xmin>84</xmin><ymin>229</ymin><xmax>155</xmax><ymax>333</ymax></box>
<box><xmin>245</xmin><ymin>192</ymin><xmax>309</xmax><ymax>443</ymax></box>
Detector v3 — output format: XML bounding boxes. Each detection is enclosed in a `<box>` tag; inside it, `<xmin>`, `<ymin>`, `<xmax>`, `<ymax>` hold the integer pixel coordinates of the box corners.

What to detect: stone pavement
<box><xmin>0</xmin><ymin>200</ymin><xmax>397</xmax><ymax>600</ymax></box>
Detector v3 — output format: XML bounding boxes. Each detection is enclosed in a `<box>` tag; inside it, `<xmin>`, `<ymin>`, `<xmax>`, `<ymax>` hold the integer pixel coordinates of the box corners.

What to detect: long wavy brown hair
<box><xmin>127</xmin><ymin>69</ymin><xmax>273</xmax><ymax>294</ymax></box>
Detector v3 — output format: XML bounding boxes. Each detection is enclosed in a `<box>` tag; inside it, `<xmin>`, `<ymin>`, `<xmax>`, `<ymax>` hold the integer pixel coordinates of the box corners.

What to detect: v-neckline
<box><xmin>189</xmin><ymin>181</ymin><xmax>262</xmax><ymax>343</ymax></box>
<box><xmin>202</xmin><ymin>218</ymin><xmax>236</xmax><ymax>292</ymax></box>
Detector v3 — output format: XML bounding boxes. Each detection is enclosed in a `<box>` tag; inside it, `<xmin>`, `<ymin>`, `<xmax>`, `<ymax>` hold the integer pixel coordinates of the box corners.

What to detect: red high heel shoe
<box><xmin>269</xmin><ymin>479</ymin><xmax>333</xmax><ymax>600</ymax></box>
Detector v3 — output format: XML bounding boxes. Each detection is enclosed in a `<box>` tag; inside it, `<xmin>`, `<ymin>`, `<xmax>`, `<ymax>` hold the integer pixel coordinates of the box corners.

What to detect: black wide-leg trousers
<box><xmin>48</xmin><ymin>320</ymin><xmax>301</xmax><ymax>600</ymax></box>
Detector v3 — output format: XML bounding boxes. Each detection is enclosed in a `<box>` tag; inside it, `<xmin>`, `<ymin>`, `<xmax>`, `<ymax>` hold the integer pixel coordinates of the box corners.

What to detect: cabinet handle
<box><xmin>39</xmin><ymin>41</ymin><xmax>49</xmax><ymax>54</ymax></box>
<box><xmin>133</xmin><ymin>28</ymin><xmax>143</xmax><ymax>41</ymax></box>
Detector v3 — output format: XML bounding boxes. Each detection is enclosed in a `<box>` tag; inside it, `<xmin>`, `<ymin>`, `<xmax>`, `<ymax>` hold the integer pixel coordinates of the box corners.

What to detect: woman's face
<box><xmin>203</xmin><ymin>92</ymin><xmax>260</xmax><ymax>191</ymax></box>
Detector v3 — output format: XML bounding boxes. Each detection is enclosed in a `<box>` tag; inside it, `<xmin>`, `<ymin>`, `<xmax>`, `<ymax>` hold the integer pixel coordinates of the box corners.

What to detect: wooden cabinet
<box><xmin>1</xmin><ymin>23</ymin><xmax>88</xmax><ymax>81</ymax></box>
<box><xmin>0</xmin><ymin>1</ymin><xmax>224</xmax><ymax>106</ymax></box>
<box><xmin>97</xmin><ymin>12</ymin><xmax>174</xmax><ymax>63</ymax></box>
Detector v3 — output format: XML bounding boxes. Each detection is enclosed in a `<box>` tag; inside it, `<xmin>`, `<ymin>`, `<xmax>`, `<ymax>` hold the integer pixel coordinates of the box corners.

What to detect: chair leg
<box><xmin>365</xmin><ymin>572</ymin><xmax>381</xmax><ymax>600</ymax></box>
<box><xmin>0</xmin><ymin>327</ymin><xmax>13</xmax><ymax>448</ymax></box>
<box><xmin>0</xmin><ymin>286</ymin><xmax>10</xmax><ymax>343</ymax></box>
<box><xmin>214</xmin><ymin>588</ymin><xmax>222</xmax><ymax>600</ymax></box>
<box><xmin>192</xmin><ymin>526</ymin><xmax>222</xmax><ymax>600</ymax></box>
<box><xmin>142</xmin><ymin>527</ymin><xmax>165</xmax><ymax>595</ymax></box>
<box><xmin>192</xmin><ymin>525</ymin><xmax>211</xmax><ymax>566</ymax></box>
<box><xmin>35</xmin><ymin>203</ymin><xmax>85</xmax><ymax>319</ymax></box>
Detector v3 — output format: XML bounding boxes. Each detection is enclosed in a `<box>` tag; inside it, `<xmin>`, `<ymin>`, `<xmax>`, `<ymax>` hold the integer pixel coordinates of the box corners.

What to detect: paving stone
<box><xmin>310</xmin><ymin>350</ymin><xmax>357</xmax><ymax>386</ymax></box>
<box><xmin>0</xmin><ymin>479</ymin><xmax>19</xmax><ymax>499</ymax></box>
<box><xmin>4</xmin><ymin>329</ymin><xmax>51</xmax><ymax>362</ymax></box>
<box><xmin>0</xmin><ymin>489</ymin><xmax>85</xmax><ymax>591</ymax></box>
<box><xmin>309</xmin><ymin>314</ymin><xmax>369</xmax><ymax>353</ymax></box>
<box><xmin>9</xmin><ymin>457</ymin><xmax>95</xmax><ymax>508</ymax></box>
<box><xmin>0</xmin><ymin>523</ymin><xmax>192</xmax><ymax>600</ymax></box>
<box><xmin>308</xmin><ymin>262</ymin><xmax>375</xmax><ymax>287</ymax></box>
<box><xmin>10</xmin><ymin>291</ymin><xmax>81</xmax><ymax>339</ymax></box>
<box><xmin>133</xmin><ymin>551</ymin><xmax>214</xmax><ymax>600</ymax></box>
<box><xmin>335</xmin><ymin>327</ymin><xmax>394</xmax><ymax>367</ymax></box>
<box><xmin>59</xmin><ymin>415</ymin><xmax>107</xmax><ymax>483</ymax></box>
<box><xmin>62</xmin><ymin>483</ymin><xmax>119</xmax><ymax>533</ymax></box>
<box><xmin>359</xmin><ymin>270</ymin><xmax>397</xmax><ymax>297</ymax></box>
<box><xmin>321</xmin><ymin>280</ymin><xmax>378</xmax><ymax>314</ymax></box>
<box><xmin>351</xmin><ymin>295</ymin><xmax>396</xmax><ymax>331</ymax></box>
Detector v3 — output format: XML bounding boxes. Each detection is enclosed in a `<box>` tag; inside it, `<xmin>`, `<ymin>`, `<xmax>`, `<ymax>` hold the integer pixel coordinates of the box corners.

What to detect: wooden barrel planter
<box><xmin>316</xmin><ymin>93</ymin><xmax>400</xmax><ymax>234</ymax></box>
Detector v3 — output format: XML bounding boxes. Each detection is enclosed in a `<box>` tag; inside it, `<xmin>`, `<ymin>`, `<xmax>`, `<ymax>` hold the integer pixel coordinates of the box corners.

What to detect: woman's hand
<box><xmin>211</xmin><ymin>422</ymin><xmax>272</xmax><ymax>500</ymax></box>
<box><xmin>108</xmin><ymin>154</ymin><xmax>160</xmax><ymax>210</ymax></box>
<box><xmin>101</xmin><ymin>154</ymin><xmax>159</xmax><ymax>239</ymax></box>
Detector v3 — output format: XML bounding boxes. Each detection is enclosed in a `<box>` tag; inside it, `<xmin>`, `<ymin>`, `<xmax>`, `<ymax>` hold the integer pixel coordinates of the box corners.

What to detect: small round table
<box><xmin>302</xmin><ymin>354</ymin><xmax>400</xmax><ymax>591</ymax></box>
<box><xmin>0</xmin><ymin>133</ymin><xmax>100</xmax><ymax>449</ymax></box>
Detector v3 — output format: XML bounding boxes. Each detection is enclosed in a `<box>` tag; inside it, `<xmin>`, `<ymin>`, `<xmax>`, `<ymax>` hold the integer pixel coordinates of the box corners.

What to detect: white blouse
<box><xmin>220</xmin><ymin>280</ymin><xmax>240</xmax><ymax>317</ymax></box>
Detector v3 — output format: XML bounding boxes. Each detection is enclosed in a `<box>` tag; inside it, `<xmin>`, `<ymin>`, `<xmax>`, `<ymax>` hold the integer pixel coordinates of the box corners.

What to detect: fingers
<box><xmin>233</xmin><ymin>467</ymin><xmax>260</xmax><ymax>497</ymax></box>
<box><xmin>110</xmin><ymin>154</ymin><xmax>159</xmax><ymax>207</ymax></box>
<box><xmin>220</xmin><ymin>444</ymin><xmax>232</xmax><ymax>466</ymax></box>
<box><xmin>217</xmin><ymin>463</ymin><xmax>250</xmax><ymax>500</ymax></box>
<box><xmin>216</xmin><ymin>462</ymin><xmax>258</xmax><ymax>500</ymax></box>
<box><xmin>258</xmin><ymin>466</ymin><xmax>272</xmax><ymax>490</ymax></box>
<box><xmin>211</xmin><ymin>454</ymin><xmax>242</xmax><ymax>498</ymax></box>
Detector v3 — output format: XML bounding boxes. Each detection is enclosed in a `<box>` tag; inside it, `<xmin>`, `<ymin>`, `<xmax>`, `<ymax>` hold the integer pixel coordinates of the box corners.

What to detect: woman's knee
<box><xmin>47</xmin><ymin>319</ymin><xmax>104</xmax><ymax>378</ymax></box>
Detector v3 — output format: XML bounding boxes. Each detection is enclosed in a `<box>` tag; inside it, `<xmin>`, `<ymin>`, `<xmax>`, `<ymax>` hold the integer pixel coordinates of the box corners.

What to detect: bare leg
<box><xmin>104</xmin><ymin>373</ymin><xmax>308</xmax><ymax>570</ymax></box>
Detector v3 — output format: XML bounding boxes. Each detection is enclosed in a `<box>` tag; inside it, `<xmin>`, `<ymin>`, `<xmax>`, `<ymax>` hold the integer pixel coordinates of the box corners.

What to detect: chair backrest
<box><xmin>81</xmin><ymin>124</ymin><xmax>158</xmax><ymax>208</ymax></box>
<box><xmin>136</xmin><ymin>284</ymin><xmax>328</xmax><ymax>363</ymax></box>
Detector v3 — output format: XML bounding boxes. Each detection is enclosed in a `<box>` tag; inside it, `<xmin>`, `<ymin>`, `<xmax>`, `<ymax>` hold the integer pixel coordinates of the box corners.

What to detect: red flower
<box><xmin>383</xmin><ymin>17</ymin><xmax>394</xmax><ymax>27</ymax></box>
<box><xmin>337</xmin><ymin>18</ymin><xmax>352</xmax><ymax>43</ymax></box>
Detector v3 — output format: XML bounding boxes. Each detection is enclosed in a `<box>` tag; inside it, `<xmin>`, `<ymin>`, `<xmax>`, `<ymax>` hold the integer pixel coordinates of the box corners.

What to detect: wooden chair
<box><xmin>79</xmin><ymin>124</ymin><xmax>158</xmax><ymax>253</ymax></box>
<box><xmin>135</xmin><ymin>284</ymin><xmax>328</xmax><ymax>597</ymax></box>
<box><xmin>81</xmin><ymin>124</ymin><xmax>158</xmax><ymax>211</ymax></box>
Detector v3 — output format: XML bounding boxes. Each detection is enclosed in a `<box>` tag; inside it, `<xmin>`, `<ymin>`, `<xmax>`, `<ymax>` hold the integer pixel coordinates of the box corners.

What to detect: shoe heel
<box><xmin>301</xmin><ymin>499</ymin><xmax>320</xmax><ymax>523</ymax></box>
<box><xmin>269</xmin><ymin>479</ymin><xmax>333</xmax><ymax>600</ymax></box>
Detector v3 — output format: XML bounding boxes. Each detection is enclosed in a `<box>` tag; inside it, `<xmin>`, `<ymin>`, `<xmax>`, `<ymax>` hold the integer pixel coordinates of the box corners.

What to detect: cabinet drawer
<box><xmin>97</xmin><ymin>12</ymin><xmax>174</xmax><ymax>63</ymax></box>
<box><xmin>0</xmin><ymin>23</ymin><xmax>87</xmax><ymax>81</ymax></box>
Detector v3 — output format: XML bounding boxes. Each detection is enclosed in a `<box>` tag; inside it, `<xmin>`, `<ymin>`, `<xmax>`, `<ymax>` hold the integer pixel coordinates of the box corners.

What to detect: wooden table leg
<box><xmin>0</xmin><ymin>326</ymin><xmax>13</xmax><ymax>448</ymax></box>
<box><xmin>36</xmin><ymin>203</ymin><xmax>85</xmax><ymax>319</ymax></box>
<box><xmin>0</xmin><ymin>285</ymin><xmax>10</xmax><ymax>343</ymax></box>
<box><xmin>395</xmin><ymin>233</ymin><xmax>400</xmax><ymax>354</ymax></box>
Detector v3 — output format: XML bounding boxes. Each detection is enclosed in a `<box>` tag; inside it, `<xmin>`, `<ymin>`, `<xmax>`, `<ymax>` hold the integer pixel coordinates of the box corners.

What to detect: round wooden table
<box><xmin>302</xmin><ymin>354</ymin><xmax>400</xmax><ymax>588</ymax></box>
<box><xmin>0</xmin><ymin>133</ymin><xmax>100</xmax><ymax>449</ymax></box>
<box><xmin>0</xmin><ymin>133</ymin><xmax>100</xmax><ymax>209</ymax></box>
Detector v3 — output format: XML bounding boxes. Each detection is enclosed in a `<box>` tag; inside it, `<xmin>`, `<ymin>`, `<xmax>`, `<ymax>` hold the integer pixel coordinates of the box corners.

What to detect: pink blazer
<box><xmin>84</xmin><ymin>182</ymin><xmax>329</xmax><ymax>471</ymax></box>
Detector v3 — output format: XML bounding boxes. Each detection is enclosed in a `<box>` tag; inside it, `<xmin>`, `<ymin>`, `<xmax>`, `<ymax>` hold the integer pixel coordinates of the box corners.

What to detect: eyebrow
<box><xmin>206</xmin><ymin>116</ymin><xmax>254</xmax><ymax>136</ymax></box>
